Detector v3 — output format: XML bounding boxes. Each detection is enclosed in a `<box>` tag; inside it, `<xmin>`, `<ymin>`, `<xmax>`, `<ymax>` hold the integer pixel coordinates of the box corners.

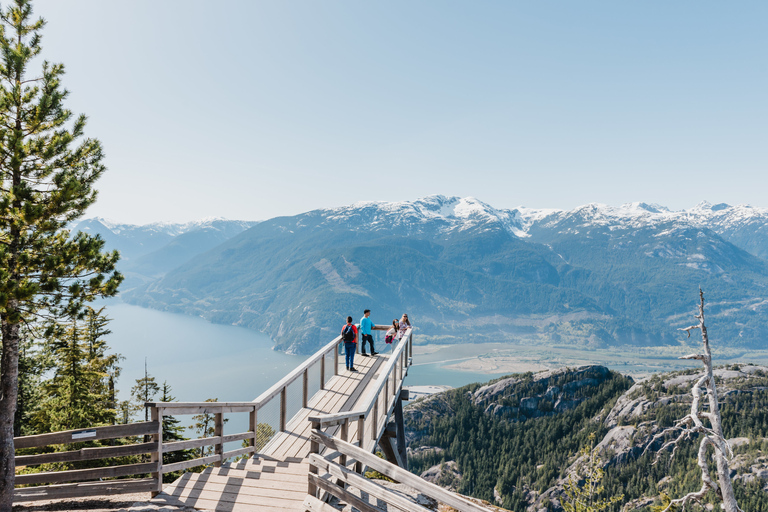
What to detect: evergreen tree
<box><xmin>14</xmin><ymin>325</ymin><xmax>50</xmax><ymax>436</ymax></box>
<box><xmin>0</xmin><ymin>1</ymin><xmax>122</xmax><ymax>507</ymax></box>
<box><xmin>30</xmin><ymin>310</ymin><xmax>121</xmax><ymax>433</ymax></box>
<box><xmin>190</xmin><ymin>398</ymin><xmax>227</xmax><ymax>459</ymax></box>
<box><xmin>562</xmin><ymin>434</ymin><xmax>624</xmax><ymax>512</ymax></box>
<box><xmin>131</xmin><ymin>360</ymin><xmax>160</xmax><ymax>422</ymax></box>
<box><xmin>159</xmin><ymin>381</ymin><xmax>195</xmax><ymax>482</ymax></box>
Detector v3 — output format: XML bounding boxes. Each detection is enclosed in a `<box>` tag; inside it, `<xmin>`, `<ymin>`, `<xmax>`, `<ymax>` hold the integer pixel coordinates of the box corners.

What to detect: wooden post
<box><xmin>320</xmin><ymin>353</ymin><xmax>326</xmax><ymax>390</ymax></box>
<box><xmin>340</xmin><ymin>420</ymin><xmax>349</xmax><ymax>468</ymax></box>
<box><xmin>391</xmin><ymin>368</ymin><xmax>396</xmax><ymax>396</ymax></box>
<box><xmin>409</xmin><ymin>332</ymin><xmax>413</xmax><ymax>360</ymax></box>
<box><xmin>214</xmin><ymin>411</ymin><xmax>224</xmax><ymax>468</ymax></box>
<box><xmin>303</xmin><ymin>368</ymin><xmax>309</xmax><ymax>409</ymax></box>
<box><xmin>372</xmin><ymin>394</ymin><xmax>378</xmax><ymax>440</ymax></box>
<box><xmin>334</xmin><ymin>342</ymin><xmax>339</xmax><ymax>376</ymax></box>
<box><xmin>249</xmin><ymin>407</ymin><xmax>257</xmax><ymax>450</ymax></box>
<box><xmin>394</xmin><ymin>391</ymin><xmax>408</xmax><ymax>470</ymax></box>
<box><xmin>280</xmin><ymin>387</ymin><xmax>287</xmax><ymax>431</ymax></box>
<box><xmin>150</xmin><ymin>406</ymin><xmax>163</xmax><ymax>497</ymax></box>
<box><xmin>356</xmin><ymin>415</ymin><xmax>364</xmax><ymax>473</ymax></box>
<box><xmin>308</xmin><ymin>420</ymin><xmax>320</xmax><ymax>496</ymax></box>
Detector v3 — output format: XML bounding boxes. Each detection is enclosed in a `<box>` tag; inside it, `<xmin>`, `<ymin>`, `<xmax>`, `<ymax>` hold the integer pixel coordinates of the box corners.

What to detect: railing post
<box><xmin>334</xmin><ymin>342</ymin><xmax>339</xmax><ymax>376</ymax></box>
<box><xmin>409</xmin><ymin>332</ymin><xmax>413</xmax><ymax>360</ymax></box>
<box><xmin>280</xmin><ymin>387</ymin><xmax>287</xmax><ymax>431</ymax></box>
<box><xmin>249</xmin><ymin>406</ymin><xmax>257</xmax><ymax>451</ymax></box>
<box><xmin>372</xmin><ymin>394</ymin><xmax>378</xmax><ymax>440</ymax></box>
<box><xmin>391</xmin><ymin>368</ymin><xmax>396</xmax><ymax>396</ymax></box>
<box><xmin>340</xmin><ymin>419</ymin><xmax>349</xmax><ymax>469</ymax></box>
<box><xmin>303</xmin><ymin>368</ymin><xmax>309</xmax><ymax>409</ymax></box>
<box><xmin>150</xmin><ymin>406</ymin><xmax>163</xmax><ymax>497</ymax></box>
<box><xmin>320</xmin><ymin>352</ymin><xmax>326</xmax><ymax>390</ymax></box>
<box><xmin>356</xmin><ymin>415</ymin><xmax>364</xmax><ymax>473</ymax></box>
<box><xmin>308</xmin><ymin>420</ymin><xmax>320</xmax><ymax>497</ymax></box>
<box><xmin>214</xmin><ymin>411</ymin><xmax>224</xmax><ymax>467</ymax></box>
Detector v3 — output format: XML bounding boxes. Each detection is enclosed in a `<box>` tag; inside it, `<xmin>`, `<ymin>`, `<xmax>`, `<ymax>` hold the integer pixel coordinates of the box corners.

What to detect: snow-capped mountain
<box><xmin>121</xmin><ymin>196</ymin><xmax>768</xmax><ymax>355</ymax></box>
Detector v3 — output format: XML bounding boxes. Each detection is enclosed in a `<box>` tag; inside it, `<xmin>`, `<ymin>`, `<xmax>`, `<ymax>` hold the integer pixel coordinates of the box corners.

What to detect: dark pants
<box><xmin>361</xmin><ymin>334</ymin><xmax>374</xmax><ymax>354</ymax></box>
<box><xmin>344</xmin><ymin>342</ymin><xmax>356</xmax><ymax>369</ymax></box>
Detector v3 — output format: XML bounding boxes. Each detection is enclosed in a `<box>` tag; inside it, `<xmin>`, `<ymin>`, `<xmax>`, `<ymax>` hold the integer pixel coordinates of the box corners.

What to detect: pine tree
<box><xmin>562</xmin><ymin>434</ymin><xmax>624</xmax><ymax>512</ymax></box>
<box><xmin>0</xmin><ymin>1</ymin><xmax>122</xmax><ymax>508</ymax></box>
<box><xmin>131</xmin><ymin>360</ymin><xmax>160</xmax><ymax>422</ymax></box>
<box><xmin>30</xmin><ymin>310</ymin><xmax>121</xmax><ymax>433</ymax></box>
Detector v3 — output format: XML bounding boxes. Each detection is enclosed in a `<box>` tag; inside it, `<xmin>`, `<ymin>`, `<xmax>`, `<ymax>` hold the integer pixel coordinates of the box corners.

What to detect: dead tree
<box><xmin>646</xmin><ymin>289</ymin><xmax>742</xmax><ymax>512</ymax></box>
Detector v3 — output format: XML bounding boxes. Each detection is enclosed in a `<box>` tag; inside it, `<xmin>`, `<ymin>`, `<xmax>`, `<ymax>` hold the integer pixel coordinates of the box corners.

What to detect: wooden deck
<box><xmin>153</xmin><ymin>349</ymin><xmax>399</xmax><ymax>511</ymax></box>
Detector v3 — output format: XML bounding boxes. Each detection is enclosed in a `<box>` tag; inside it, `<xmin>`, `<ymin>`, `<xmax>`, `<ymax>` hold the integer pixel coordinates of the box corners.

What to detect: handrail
<box><xmin>308</xmin><ymin>328</ymin><xmax>412</xmax><ymax>427</ymax></box>
<box><xmin>253</xmin><ymin>334</ymin><xmax>342</xmax><ymax>407</ymax></box>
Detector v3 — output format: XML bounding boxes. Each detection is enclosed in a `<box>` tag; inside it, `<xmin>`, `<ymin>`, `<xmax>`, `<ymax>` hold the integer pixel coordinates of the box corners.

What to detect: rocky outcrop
<box><xmin>470</xmin><ymin>365</ymin><xmax>617</xmax><ymax>422</ymax></box>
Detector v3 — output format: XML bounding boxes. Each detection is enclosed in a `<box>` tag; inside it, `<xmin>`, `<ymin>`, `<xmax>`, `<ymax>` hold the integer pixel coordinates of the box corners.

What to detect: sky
<box><xmin>31</xmin><ymin>1</ymin><xmax>768</xmax><ymax>224</ymax></box>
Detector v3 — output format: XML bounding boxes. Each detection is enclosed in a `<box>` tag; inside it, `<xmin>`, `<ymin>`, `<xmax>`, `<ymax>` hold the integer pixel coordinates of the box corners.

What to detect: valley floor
<box><xmin>412</xmin><ymin>342</ymin><xmax>768</xmax><ymax>380</ymax></box>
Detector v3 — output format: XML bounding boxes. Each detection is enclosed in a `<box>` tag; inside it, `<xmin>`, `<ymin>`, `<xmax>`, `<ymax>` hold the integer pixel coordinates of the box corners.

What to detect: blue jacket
<box><xmin>359</xmin><ymin>316</ymin><xmax>374</xmax><ymax>335</ymax></box>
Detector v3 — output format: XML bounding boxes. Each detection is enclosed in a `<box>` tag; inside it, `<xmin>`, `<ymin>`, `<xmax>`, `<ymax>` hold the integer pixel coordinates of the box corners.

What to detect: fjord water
<box><xmin>102</xmin><ymin>300</ymin><xmax>500</xmax><ymax>405</ymax></box>
<box><xmin>101</xmin><ymin>299</ymin><xmax>305</xmax><ymax>404</ymax></box>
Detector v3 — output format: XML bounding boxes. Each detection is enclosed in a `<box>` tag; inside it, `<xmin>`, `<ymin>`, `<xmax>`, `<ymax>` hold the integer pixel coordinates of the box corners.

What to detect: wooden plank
<box><xmin>165</xmin><ymin>480</ymin><xmax>308</xmax><ymax>508</ymax></box>
<box><xmin>223</xmin><ymin>431</ymin><xmax>254</xmax><ymax>444</ymax></box>
<box><xmin>308</xmin><ymin>332</ymin><xmax>411</xmax><ymax>427</ymax></box>
<box><xmin>15</xmin><ymin>462</ymin><xmax>156</xmax><ymax>486</ymax></box>
<box><xmin>163</xmin><ymin>454</ymin><xmax>220</xmax><ymax>473</ymax></box>
<box><xmin>283</xmin><ymin>353</ymin><xmax>379</xmax><ymax>458</ymax></box>
<box><xmin>15</xmin><ymin>441</ymin><xmax>157</xmax><ymax>466</ymax></box>
<box><xmin>263</xmin><ymin>355</ymin><xmax>374</xmax><ymax>459</ymax></box>
<box><xmin>280</xmin><ymin>386</ymin><xmax>287</xmax><ymax>431</ymax></box>
<box><xmin>222</xmin><ymin>445</ymin><xmax>254</xmax><ymax>460</ymax></box>
<box><xmin>166</xmin><ymin>471</ymin><xmax>308</xmax><ymax>499</ymax></box>
<box><xmin>311</xmin><ymin>456</ymin><xmax>431</xmax><ymax>512</ymax></box>
<box><xmin>146</xmin><ymin>401</ymin><xmax>262</xmax><ymax>409</ymax></box>
<box><xmin>309</xmin><ymin>474</ymin><xmax>384</xmax><ymax>512</ymax></box>
<box><xmin>14</xmin><ymin>478</ymin><xmax>156</xmax><ymax>503</ymax></box>
<box><xmin>311</xmin><ymin>431</ymin><xmax>493</xmax><ymax>512</ymax></box>
<box><xmin>151</xmin><ymin>406</ymin><xmax>163</xmax><ymax>497</ymax></box>
<box><xmin>304</xmin><ymin>494</ymin><xmax>343</xmax><ymax>512</ymax></box>
<box><xmin>151</xmin><ymin>405</ymin><xmax>254</xmax><ymax>415</ymax></box>
<box><xmin>14</xmin><ymin>421</ymin><xmax>159</xmax><ymax>449</ymax></box>
<box><xmin>163</xmin><ymin>436</ymin><xmax>219</xmax><ymax>453</ymax></box>
<box><xmin>214</xmin><ymin>412</ymin><xmax>224</xmax><ymax>468</ymax></box>
<box><xmin>158</xmin><ymin>494</ymin><xmax>305</xmax><ymax>512</ymax></box>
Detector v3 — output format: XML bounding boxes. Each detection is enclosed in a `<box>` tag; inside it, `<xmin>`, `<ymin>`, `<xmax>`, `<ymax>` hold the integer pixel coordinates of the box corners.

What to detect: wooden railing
<box><xmin>13</xmin><ymin>422</ymin><xmax>160</xmax><ymax>502</ymax></box>
<box><xmin>14</xmin><ymin>325</ymin><xmax>412</xmax><ymax>504</ymax></box>
<box><xmin>308</xmin><ymin>328</ymin><xmax>413</xmax><ymax>488</ymax></box>
<box><xmin>306</xmin><ymin>429</ymin><xmax>493</xmax><ymax>512</ymax></box>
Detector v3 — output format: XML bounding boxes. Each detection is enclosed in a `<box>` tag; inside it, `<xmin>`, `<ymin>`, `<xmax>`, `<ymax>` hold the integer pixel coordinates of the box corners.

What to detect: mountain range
<box><xmin>77</xmin><ymin>197</ymin><xmax>768</xmax><ymax>354</ymax></box>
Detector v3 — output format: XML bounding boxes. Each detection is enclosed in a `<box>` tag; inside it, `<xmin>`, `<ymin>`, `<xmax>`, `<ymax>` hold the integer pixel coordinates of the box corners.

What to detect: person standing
<box><xmin>341</xmin><ymin>316</ymin><xmax>359</xmax><ymax>372</ymax></box>
<box><xmin>359</xmin><ymin>309</ymin><xmax>377</xmax><ymax>356</ymax></box>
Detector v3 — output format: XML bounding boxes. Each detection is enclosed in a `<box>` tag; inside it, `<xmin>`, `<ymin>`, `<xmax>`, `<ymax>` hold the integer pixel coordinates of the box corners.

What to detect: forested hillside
<box><xmin>404</xmin><ymin>364</ymin><xmax>768</xmax><ymax>511</ymax></box>
<box><xmin>118</xmin><ymin>197</ymin><xmax>768</xmax><ymax>354</ymax></box>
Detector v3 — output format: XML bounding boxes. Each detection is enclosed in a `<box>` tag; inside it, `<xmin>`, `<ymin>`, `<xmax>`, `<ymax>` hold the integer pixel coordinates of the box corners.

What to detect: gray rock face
<box><xmin>470</xmin><ymin>365</ymin><xmax>617</xmax><ymax>422</ymax></box>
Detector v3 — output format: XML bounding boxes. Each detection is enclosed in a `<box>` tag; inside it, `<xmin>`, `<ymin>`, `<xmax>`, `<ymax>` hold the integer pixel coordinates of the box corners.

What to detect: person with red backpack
<box><xmin>341</xmin><ymin>316</ymin><xmax>359</xmax><ymax>372</ymax></box>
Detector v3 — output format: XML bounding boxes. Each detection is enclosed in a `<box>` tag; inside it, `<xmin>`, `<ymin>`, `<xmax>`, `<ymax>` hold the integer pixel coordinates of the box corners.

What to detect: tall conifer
<box><xmin>0</xmin><ymin>1</ymin><xmax>122</xmax><ymax>508</ymax></box>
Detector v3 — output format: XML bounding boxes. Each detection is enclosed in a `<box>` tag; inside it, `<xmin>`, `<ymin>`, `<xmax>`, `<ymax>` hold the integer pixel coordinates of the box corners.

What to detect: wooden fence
<box><xmin>306</xmin><ymin>430</ymin><xmax>494</xmax><ymax>512</ymax></box>
<box><xmin>13</xmin><ymin>422</ymin><xmax>160</xmax><ymax>502</ymax></box>
<box><xmin>13</xmin><ymin>327</ymin><xmax>383</xmax><ymax>501</ymax></box>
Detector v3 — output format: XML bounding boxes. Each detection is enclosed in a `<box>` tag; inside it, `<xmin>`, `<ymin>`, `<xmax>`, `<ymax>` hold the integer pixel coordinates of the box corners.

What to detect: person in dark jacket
<box><xmin>341</xmin><ymin>316</ymin><xmax>358</xmax><ymax>372</ymax></box>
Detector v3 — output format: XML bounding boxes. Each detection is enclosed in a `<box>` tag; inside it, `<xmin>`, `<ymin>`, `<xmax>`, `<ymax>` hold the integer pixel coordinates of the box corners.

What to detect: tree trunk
<box><xmin>0</xmin><ymin>315</ymin><xmax>20</xmax><ymax>512</ymax></box>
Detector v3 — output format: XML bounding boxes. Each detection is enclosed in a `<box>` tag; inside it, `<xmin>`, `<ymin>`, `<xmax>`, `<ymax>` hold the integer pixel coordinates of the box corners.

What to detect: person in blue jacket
<box><xmin>359</xmin><ymin>309</ymin><xmax>377</xmax><ymax>356</ymax></box>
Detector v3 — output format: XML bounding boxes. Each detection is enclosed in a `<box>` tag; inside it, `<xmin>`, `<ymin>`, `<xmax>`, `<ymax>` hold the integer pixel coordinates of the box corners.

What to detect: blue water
<box><xmin>100</xmin><ymin>300</ymin><xmax>305</xmax><ymax>404</ymax></box>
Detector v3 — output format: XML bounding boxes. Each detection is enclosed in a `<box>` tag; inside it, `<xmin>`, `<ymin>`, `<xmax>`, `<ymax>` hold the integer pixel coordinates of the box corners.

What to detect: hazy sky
<box><xmin>33</xmin><ymin>1</ymin><xmax>767</xmax><ymax>224</ymax></box>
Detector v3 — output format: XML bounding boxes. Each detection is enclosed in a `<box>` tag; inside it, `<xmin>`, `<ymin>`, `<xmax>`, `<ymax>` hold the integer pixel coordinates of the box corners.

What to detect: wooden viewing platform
<box><xmin>14</xmin><ymin>327</ymin><xmax>496</xmax><ymax>512</ymax></box>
